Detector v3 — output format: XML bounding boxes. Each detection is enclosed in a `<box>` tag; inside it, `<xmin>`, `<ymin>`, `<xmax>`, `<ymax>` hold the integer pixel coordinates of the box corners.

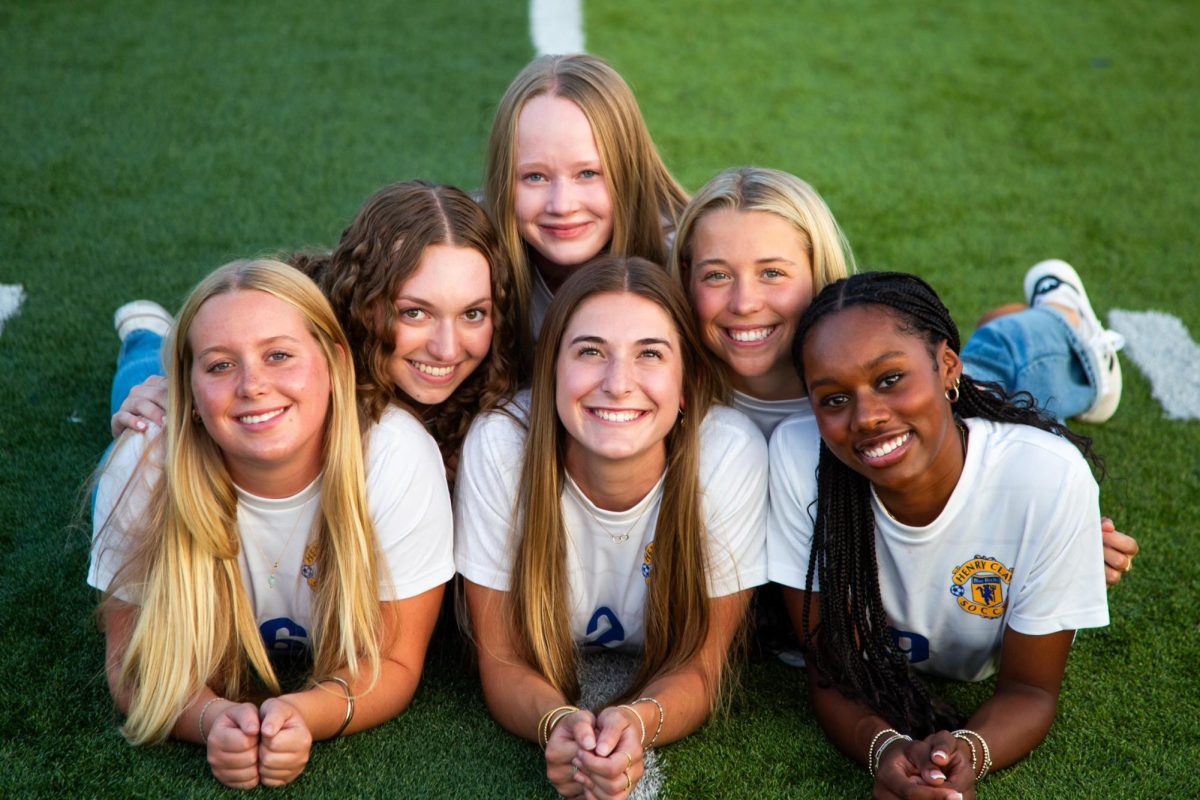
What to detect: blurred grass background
<box><xmin>2</xmin><ymin>0</ymin><xmax>1196</xmax><ymax>796</ymax></box>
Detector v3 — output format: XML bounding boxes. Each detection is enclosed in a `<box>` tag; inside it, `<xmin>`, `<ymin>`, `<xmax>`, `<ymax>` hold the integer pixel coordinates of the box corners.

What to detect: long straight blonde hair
<box><xmin>483</xmin><ymin>54</ymin><xmax>690</xmax><ymax>351</ymax></box>
<box><xmin>100</xmin><ymin>259</ymin><xmax>382</xmax><ymax>744</ymax></box>
<box><xmin>510</xmin><ymin>256</ymin><xmax>731</xmax><ymax>703</ymax></box>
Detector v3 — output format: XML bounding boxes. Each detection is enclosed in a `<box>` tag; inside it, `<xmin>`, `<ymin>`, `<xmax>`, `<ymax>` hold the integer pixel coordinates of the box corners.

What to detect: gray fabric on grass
<box><xmin>578</xmin><ymin>651</ymin><xmax>663</xmax><ymax>800</ymax></box>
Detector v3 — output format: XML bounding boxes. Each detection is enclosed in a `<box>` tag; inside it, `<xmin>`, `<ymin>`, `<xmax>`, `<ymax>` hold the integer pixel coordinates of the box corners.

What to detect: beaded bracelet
<box><xmin>617</xmin><ymin>704</ymin><xmax>646</xmax><ymax>746</ymax></box>
<box><xmin>197</xmin><ymin>697</ymin><xmax>220</xmax><ymax>743</ymax></box>
<box><xmin>866</xmin><ymin>728</ymin><xmax>899</xmax><ymax>777</ymax></box>
<box><xmin>952</xmin><ymin>729</ymin><xmax>992</xmax><ymax>780</ymax></box>
<box><xmin>873</xmin><ymin>733</ymin><xmax>912</xmax><ymax>776</ymax></box>
<box><xmin>633</xmin><ymin>697</ymin><xmax>664</xmax><ymax>747</ymax></box>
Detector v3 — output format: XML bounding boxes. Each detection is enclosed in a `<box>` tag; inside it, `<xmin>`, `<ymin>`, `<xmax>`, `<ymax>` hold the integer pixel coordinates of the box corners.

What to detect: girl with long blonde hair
<box><xmin>483</xmin><ymin>53</ymin><xmax>689</xmax><ymax>346</ymax></box>
<box><xmin>91</xmin><ymin>259</ymin><xmax>453</xmax><ymax>788</ymax></box>
<box><xmin>455</xmin><ymin>256</ymin><xmax>767</xmax><ymax>798</ymax></box>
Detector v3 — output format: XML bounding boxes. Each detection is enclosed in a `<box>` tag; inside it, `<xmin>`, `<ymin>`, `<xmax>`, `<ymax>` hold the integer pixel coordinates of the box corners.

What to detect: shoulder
<box><xmin>768</xmin><ymin>412</ymin><xmax>822</xmax><ymax>475</ymax></box>
<box><xmin>462</xmin><ymin>390</ymin><xmax>531</xmax><ymax>461</ymax></box>
<box><xmin>698</xmin><ymin>404</ymin><xmax>768</xmax><ymax>487</ymax></box>
<box><xmin>967</xmin><ymin>418</ymin><xmax>1094</xmax><ymax>486</ymax></box>
<box><xmin>366</xmin><ymin>405</ymin><xmax>444</xmax><ymax>469</ymax></box>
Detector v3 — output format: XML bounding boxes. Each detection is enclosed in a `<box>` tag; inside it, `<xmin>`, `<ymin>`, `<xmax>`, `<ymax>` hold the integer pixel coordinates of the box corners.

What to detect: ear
<box><xmin>334</xmin><ymin>343</ymin><xmax>348</xmax><ymax>364</ymax></box>
<box><xmin>938</xmin><ymin>341</ymin><xmax>963</xmax><ymax>387</ymax></box>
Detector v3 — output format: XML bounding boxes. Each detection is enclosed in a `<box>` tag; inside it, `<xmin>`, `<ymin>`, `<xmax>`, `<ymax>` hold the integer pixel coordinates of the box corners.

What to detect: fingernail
<box><xmin>933</xmin><ymin>750</ymin><xmax>947</xmax><ymax>760</ymax></box>
<box><xmin>930</xmin><ymin>770</ymin><xmax>946</xmax><ymax>781</ymax></box>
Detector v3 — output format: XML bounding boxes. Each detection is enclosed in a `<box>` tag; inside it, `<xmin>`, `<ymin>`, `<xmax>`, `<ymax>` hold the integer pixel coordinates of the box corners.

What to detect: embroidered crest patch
<box><xmin>949</xmin><ymin>554</ymin><xmax>1012</xmax><ymax>619</ymax></box>
<box><xmin>641</xmin><ymin>542</ymin><xmax>654</xmax><ymax>583</ymax></box>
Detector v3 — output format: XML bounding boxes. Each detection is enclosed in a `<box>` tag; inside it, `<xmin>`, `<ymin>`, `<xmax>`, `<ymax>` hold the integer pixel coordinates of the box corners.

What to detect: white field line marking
<box><xmin>1109</xmin><ymin>309</ymin><xmax>1200</xmax><ymax>420</ymax></box>
<box><xmin>0</xmin><ymin>284</ymin><xmax>26</xmax><ymax>336</ymax></box>
<box><xmin>530</xmin><ymin>0</ymin><xmax>585</xmax><ymax>55</ymax></box>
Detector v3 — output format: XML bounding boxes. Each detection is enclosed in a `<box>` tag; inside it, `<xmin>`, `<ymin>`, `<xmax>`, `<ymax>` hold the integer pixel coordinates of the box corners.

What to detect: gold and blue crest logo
<box><xmin>949</xmin><ymin>555</ymin><xmax>1012</xmax><ymax>619</ymax></box>
<box><xmin>641</xmin><ymin>542</ymin><xmax>654</xmax><ymax>583</ymax></box>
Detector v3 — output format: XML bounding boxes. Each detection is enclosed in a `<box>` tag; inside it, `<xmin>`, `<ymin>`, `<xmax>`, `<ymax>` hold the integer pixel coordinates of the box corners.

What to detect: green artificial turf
<box><xmin>2</xmin><ymin>0</ymin><xmax>1197</xmax><ymax>797</ymax></box>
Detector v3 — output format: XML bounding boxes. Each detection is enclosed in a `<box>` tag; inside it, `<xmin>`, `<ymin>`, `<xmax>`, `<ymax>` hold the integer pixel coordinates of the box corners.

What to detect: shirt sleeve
<box><xmin>89</xmin><ymin>428</ymin><xmax>165</xmax><ymax>602</ymax></box>
<box><xmin>366</xmin><ymin>408</ymin><xmax>455</xmax><ymax>600</ymax></box>
<box><xmin>700</xmin><ymin>408</ymin><xmax>769</xmax><ymax>597</ymax></box>
<box><xmin>766</xmin><ymin>415</ymin><xmax>822</xmax><ymax>592</ymax></box>
<box><xmin>1005</xmin><ymin>453</ymin><xmax>1109</xmax><ymax>635</ymax></box>
<box><xmin>453</xmin><ymin>407</ymin><xmax>528</xmax><ymax>591</ymax></box>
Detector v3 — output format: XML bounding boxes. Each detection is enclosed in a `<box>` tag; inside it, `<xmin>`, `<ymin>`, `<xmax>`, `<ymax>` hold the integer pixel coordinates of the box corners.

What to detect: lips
<box><xmin>409</xmin><ymin>359</ymin><xmax>455</xmax><ymax>379</ymax></box>
<box><xmin>237</xmin><ymin>407</ymin><xmax>287</xmax><ymax>425</ymax></box>
<box><xmin>856</xmin><ymin>431</ymin><xmax>913</xmax><ymax>466</ymax></box>
<box><xmin>724</xmin><ymin>325</ymin><xmax>778</xmax><ymax>344</ymax></box>
<box><xmin>539</xmin><ymin>221</ymin><xmax>592</xmax><ymax>240</ymax></box>
<box><xmin>589</xmin><ymin>407</ymin><xmax>647</xmax><ymax>423</ymax></box>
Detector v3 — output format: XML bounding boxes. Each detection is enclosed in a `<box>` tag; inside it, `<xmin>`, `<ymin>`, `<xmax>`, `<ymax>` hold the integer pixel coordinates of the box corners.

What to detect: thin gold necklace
<box><xmin>248</xmin><ymin>509</ymin><xmax>313</xmax><ymax>589</ymax></box>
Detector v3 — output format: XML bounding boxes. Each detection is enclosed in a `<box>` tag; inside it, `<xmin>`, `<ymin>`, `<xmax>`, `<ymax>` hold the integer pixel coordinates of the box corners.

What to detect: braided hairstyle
<box><xmin>790</xmin><ymin>271</ymin><xmax>1103</xmax><ymax>736</ymax></box>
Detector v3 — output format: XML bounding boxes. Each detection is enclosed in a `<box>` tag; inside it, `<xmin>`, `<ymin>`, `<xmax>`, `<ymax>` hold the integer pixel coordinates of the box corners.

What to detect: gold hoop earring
<box><xmin>945</xmin><ymin>377</ymin><xmax>961</xmax><ymax>404</ymax></box>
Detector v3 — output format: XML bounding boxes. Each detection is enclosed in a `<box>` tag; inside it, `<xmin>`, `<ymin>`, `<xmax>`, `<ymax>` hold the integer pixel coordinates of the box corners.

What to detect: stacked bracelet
<box><xmin>317</xmin><ymin>676</ymin><xmax>355</xmax><ymax>738</ymax></box>
<box><xmin>633</xmin><ymin>697</ymin><xmax>664</xmax><ymax>748</ymax></box>
<box><xmin>868</xmin><ymin>728</ymin><xmax>912</xmax><ymax>777</ymax></box>
<box><xmin>537</xmin><ymin>705</ymin><xmax>579</xmax><ymax>750</ymax></box>
<box><xmin>952</xmin><ymin>729</ymin><xmax>992</xmax><ymax>780</ymax></box>
<box><xmin>617</xmin><ymin>704</ymin><xmax>646</xmax><ymax>746</ymax></box>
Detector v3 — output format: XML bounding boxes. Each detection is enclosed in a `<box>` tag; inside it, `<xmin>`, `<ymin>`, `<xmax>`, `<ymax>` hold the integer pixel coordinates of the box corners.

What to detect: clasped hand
<box><xmin>204</xmin><ymin>697</ymin><xmax>313</xmax><ymax>789</ymax></box>
<box><xmin>545</xmin><ymin>707</ymin><xmax>644</xmax><ymax>799</ymax></box>
<box><xmin>873</xmin><ymin>730</ymin><xmax>976</xmax><ymax>800</ymax></box>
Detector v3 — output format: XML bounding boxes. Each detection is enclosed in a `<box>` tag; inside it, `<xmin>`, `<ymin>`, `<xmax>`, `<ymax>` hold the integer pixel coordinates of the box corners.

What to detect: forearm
<box><xmin>958</xmin><ymin>680</ymin><xmax>1059</xmax><ymax>773</ymax></box>
<box><xmin>479</xmin><ymin>653</ymin><xmax>574</xmax><ymax>743</ymax></box>
<box><xmin>807</xmin><ymin>666</ymin><xmax>894</xmax><ymax>767</ymax></box>
<box><xmin>280</xmin><ymin>657</ymin><xmax>422</xmax><ymax>740</ymax></box>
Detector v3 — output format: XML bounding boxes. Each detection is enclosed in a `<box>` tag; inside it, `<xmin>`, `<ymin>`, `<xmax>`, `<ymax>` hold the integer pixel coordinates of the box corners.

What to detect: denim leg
<box><xmin>961</xmin><ymin>307</ymin><xmax>1097</xmax><ymax>421</ymax></box>
<box><xmin>110</xmin><ymin>329</ymin><xmax>166</xmax><ymax>417</ymax></box>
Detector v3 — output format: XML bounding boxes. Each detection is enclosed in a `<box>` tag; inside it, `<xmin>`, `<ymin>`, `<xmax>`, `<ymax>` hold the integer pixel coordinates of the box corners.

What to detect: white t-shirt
<box><xmin>767</xmin><ymin>414</ymin><xmax>1109</xmax><ymax>682</ymax></box>
<box><xmin>732</xmin><ymin>390</ymin><xmax>812</xmax><ymax>440</ymax></box>
<box><xmin>89</xmin><ymin>405</ymin><xmax>455</xmax><ymax>656</ymax></box>
<box><xmin>455</xmin><ymin>392</ymin><xmax>768</xmax><ymax>652</ymax></box>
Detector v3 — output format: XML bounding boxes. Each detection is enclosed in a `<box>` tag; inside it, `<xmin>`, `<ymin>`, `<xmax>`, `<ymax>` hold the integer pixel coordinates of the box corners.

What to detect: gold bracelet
<box><xmin>952</xmin><ymin>729</ymin><xmax>992</xmax><ymax>780</ymax></box>
<box><xmin>617</xmin><ymin>704</ymin><xmax>646</xmax><ymax>746</ymax></box>
<box><xmin>318</xmin><ymin>676</ymin><xmax>354</xmax><ymax>738</ymax></box>
<box><xmin>633</xmin><ymin>697</ymin><xmax>664</xmax><ymax>747</ymax></box>
<box><xmin>537</xmin><ymin>705</ymin><xmax>579</xmax><ymax>750</ymax></box>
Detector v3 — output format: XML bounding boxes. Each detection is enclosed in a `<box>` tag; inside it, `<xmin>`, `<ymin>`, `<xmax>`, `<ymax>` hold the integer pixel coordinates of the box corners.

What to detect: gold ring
<box><xmin>618</xmin><ymin>750</ymin><xmax>632</xmax><ymax>770</ymax></box>
<box><xmin>1124</xmin><ymin>559</ymin><xmax>1134</xmax><ymax>573</ymax></box>
<box><xmin>624</xmin><ymin>767</ymin><xmax>631</xmax><ymax>792</ymax></box>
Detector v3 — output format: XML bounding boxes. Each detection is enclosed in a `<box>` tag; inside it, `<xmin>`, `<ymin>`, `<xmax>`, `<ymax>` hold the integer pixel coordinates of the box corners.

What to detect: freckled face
<box><xmin>189</xmin><ymin>290</ymin><xmax>331</xmax><ymax>496</ymax></box>
<box><xmin>802</xmin><ymin>305</ymin><xmax>963</xmax><ymax>508</ymax></box>
<box><xmin>688</xmin><ymin>208</ymin><xmax>813</xmax><ymax>400</ymax></box>
<box><xmin>555</xmin><ymin>292</ymin><xmax>683</xmax><ymax>477</ymax></box>
<box><xmin>514</xmin><ymin>94</ymin><xmax>615</xmax><ymax>278</ymax></box>
<box><xmin>387</xmin><ymin>244</ymin><xmax>494</xmax><ymax>406</ymax></box>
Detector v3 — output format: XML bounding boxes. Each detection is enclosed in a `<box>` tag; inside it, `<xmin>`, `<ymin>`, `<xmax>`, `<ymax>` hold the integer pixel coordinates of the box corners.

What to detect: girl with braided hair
<box><xmin>671</xmin><ymin>167</ymin><xmax>1136</xmax><ymax>587</ymax></box>
<box><xmin>768</xmin><ymin>271</ymin><xmax>1110</xmax><ymax>799</ymax></box>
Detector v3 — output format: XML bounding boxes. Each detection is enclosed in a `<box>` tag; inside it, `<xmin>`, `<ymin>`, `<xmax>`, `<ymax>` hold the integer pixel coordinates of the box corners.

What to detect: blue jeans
<box><xmin>110</xmin><ymin>330</ymin><xmax>166</xmax><ymax>417</ymax></box>
<box><xmin>961</xmin><ymin>307</ymin><xmax>1096</xmax><ymax>421</ymax></box>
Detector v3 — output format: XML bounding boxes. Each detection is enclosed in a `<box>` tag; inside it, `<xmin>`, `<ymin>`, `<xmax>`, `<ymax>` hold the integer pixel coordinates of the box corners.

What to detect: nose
<box><xmin>728</xmin><ymin>279</ymin><xmax>763</xmax><ymax>316</ymax></box>
<box><xmin>851</xmin><ymin>390</ymin><xmax>889</xmax><ymax>432</ymax></box>
<box><xmin>426</xmin><ymin>318</ymin><xmax>461</xmax><ymax>363</ymax></box>
<box><xmin>602</xmin><ymin>356</ymin><xmax>633</xmax><ymax>397</ymax></box>
<box><xmin>237</xmin><ymin>363</ymin><xmax>267</xmax><ymax>397</ymax></box>
<box><xmin>546</xmin><ymin>179</ymin><xmax>578</xmax><ymax>215</ymax></box>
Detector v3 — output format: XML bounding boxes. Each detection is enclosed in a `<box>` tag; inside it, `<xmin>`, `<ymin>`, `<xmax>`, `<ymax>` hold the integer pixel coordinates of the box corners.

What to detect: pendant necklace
<box><xmin>248</xmin><ymin>508</ymin><xmax>313</xmax><ymax>590</ymax></box>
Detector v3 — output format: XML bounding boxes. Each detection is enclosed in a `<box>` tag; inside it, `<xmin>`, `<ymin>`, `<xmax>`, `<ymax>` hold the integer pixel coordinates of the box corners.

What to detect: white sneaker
<box><xmin>113</xmin><ymin>300</ymin><xmax>173</xmax><ymax>343</ymax></box>
<box><xmin>1024</xmin><ymin>260</ymin><xmax>1125</xmax><ymax>423</ymax></box>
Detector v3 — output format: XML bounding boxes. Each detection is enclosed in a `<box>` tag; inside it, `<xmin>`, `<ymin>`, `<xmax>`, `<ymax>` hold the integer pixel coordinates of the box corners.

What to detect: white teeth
<box><xmin>239</xmin><ymin>408</ymin><xmax>285</xmax><ymax>424</ymax></box>
<box><xmin>411</xmin><ymin>361</ymin><xmax>453</xmax><ymax>377</ymax></box>
<box><xmin>728</xmin><ymin>326</ymin><xmax>775</xmax><ymax>342</ymax></box>
<box><xmin>594</xmin><ymin>408</ymin><xmax>642</xmax><ymax>423</ymax></box>
<box><xmin>862</xmin><ymin>432</ymin><xmax>911</xmax><ymax>458</ymax></box>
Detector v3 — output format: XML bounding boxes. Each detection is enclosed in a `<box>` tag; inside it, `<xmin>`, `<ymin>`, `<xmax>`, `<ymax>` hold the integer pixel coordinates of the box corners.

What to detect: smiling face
<box><xmin>189</xmin><ymin>289</ymin><xmax>332</xmax><ymax>497</ymax></box>
<box><xmin>386</xmin><ymin>243</ymin><xmax>494</xmax><ymax>406</ymax></box>
<box><xmin>514</xmin><ymin>93</ymin><xmax>614</xmax><ymax>288</ymax></box>
<box><xmin>555</xmin><ymin>291</ymin><xmax>683</xmax><ymax>482</ymax></box>
<box><xmin>802</xmin><ymin>304</ymin><xmax>964</xmax><ymax>521</ymax></box>
<box><xmin>688</xmin><ymin>208</ymin><xmax>813</xmax><ymax>400</ymax></box>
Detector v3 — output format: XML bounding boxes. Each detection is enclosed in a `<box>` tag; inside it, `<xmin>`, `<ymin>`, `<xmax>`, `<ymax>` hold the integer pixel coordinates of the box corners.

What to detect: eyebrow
<box><xmin>568</xmin><ymin>335</ymin><xmax>674</xmax><ymax>348</ymax></box>
<box><xmin>693</xmin><ymin>256</ymin><xmax>797</xmax><ymax>268</ymax></box>
<box><xmin>195</xmin><ymin>335</ymin><xmax>303</xmax><ymax>359</ymax></box>
<box><xmin>806</xmin><ymin>350</ymin><xmax>908</xmax><ymax>389</ymax></box>
<box><xmin>394</xmin><ymin>295</ymin><xmax>492</xmax><ymax>308</ymax></box>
